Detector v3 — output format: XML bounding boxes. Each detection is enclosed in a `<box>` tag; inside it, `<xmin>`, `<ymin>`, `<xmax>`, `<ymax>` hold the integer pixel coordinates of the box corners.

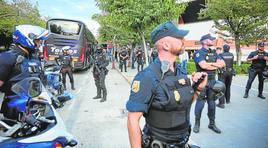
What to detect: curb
<box><xmin>113</xmin><ymin>67</ymin><xmax>132</xmax><ymax>85</ymax></box>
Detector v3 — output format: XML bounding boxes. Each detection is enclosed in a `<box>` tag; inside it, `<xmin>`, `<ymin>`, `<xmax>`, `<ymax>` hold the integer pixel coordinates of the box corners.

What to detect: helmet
<box><xmin>223</xmin><ymin>44</ymin><xmax>230</xmax><ymax>52</ymax></box>
<box><xmin>257</xmin><ymin>42</ymin><xmax>265</xmax><ymax>47</ymax></box>
<box><xmin>62</xmin><ymin>46</ymin><xmax>71</xmax><ymax>51</ymax></box>
<box><xmin>12</xmin><ymin>25</ymin><xmax>49</xmax><ymax>50</ymax></box>
<box><xmin>212</xmin><ymin>80</ymin><xmax>226</xmax><ymax>94</ymax></box>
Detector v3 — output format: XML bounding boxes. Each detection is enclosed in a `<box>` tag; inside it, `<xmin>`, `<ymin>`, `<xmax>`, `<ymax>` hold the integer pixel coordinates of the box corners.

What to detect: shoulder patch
<box><xmin>196</xmin><ymin>53</ymin><xmax>200</xmax><ymax>57</ymax></box>
<box><xmin>131</xmin><ymin>80</ymin><xmax>140</xmax><ymax>93</ymax></box>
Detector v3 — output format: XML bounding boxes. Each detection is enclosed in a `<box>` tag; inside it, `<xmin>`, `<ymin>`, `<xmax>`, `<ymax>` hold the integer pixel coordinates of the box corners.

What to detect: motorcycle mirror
<box><xmin>28</xmin><ymin>79</ymin><xmax>42</xmax><ymax>98</ymax></box>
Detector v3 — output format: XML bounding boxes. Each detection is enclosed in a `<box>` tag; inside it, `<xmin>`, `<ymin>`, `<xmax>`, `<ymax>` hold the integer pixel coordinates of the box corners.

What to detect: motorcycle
<box><xmin>44</xmin><ymin>63</ymin><xmax>73</xmax><ymax>108</ymax></box>
<box><xmin>0</xmin><ymin>77</ymin><xmax>77</xmax><ymax>147</ymax></box>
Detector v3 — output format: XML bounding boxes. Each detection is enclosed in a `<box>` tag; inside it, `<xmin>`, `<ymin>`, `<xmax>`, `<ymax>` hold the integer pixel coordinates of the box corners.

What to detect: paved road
<box><xmin>0</xmin><ymin>63</ymin><xmax>267</xmax><ymax>148</ymax></box>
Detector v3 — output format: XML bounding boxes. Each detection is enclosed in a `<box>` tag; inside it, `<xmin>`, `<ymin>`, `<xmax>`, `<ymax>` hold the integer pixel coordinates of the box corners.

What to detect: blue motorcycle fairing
<box><xmin>7</xmin><ymin>94</ymin><xmax>29</xmax><ymax>112</ymax></box>
<box><xmin>0</xmin><ymin>137</ymin><xmax>69</xmax><ymax>148</ymax></box>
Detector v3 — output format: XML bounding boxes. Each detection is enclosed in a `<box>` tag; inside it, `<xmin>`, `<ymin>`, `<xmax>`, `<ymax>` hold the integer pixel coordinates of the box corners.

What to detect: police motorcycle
<box><xmin>43</xmin><ymin>62</ymin><xmax>73</xmax><ymax>108</ymax></box>
<box><xmin>0</xmin><ymin>77</ymin><xmax>77</xmax><ymax>147</ymax></box>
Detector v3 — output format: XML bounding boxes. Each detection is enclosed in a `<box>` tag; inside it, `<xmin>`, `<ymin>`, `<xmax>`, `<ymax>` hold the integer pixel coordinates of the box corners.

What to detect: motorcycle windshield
<box><xmin>9</xmin><ymin>77</ymin><xmax>43</xmax><ymax>112</ymax></box>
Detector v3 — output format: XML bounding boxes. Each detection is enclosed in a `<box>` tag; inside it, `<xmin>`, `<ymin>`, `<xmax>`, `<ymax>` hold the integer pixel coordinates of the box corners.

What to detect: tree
<box><xmin>0</xmin><ymin>0</ymin><xmax>45</xmax><ymax>48</ymax></box>
<box><xmin>94</xmin><ymin>0</ymin><xmax>187</xmax><ymax>66</ymax></box>
<box><xmin>199</xmin><ymin>0</ymin><xmax>268</xmax><ymax>65</ymax></box>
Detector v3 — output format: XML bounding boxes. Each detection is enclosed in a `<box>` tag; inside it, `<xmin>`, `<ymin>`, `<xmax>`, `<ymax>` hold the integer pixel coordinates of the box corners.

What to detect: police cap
<box><xmin>150</xmin><ymin>21</ymin><xmax>189</xmax><ymax>44</ymax></box>
<box><xmin>200</xmin><ymin>34</ymin><xmax>216</xmax><ymax>42</ymax></box>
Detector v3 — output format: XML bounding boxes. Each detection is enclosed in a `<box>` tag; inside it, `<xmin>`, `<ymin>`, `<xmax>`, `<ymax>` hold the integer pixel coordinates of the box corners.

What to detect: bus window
<box><xmin>49</xmin><ymin>20</ymin><xmax>81</xmax><ymax>36</ymax></box>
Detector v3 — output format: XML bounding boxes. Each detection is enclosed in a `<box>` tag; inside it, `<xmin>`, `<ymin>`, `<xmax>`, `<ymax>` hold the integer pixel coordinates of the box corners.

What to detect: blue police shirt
<box><xmin>193</xmin><ymin>47</ymin><xmax>222</xmax><ymax>76</ymax></box>
<box><xmin>126</xmin><ymin>58</ymin><xmax>187</xmax><ymax>113</ymax></box>
<box><xmin>0</xmin><ymin>51</ymin><xmax>17</xmax><ymax>82</ymax></box>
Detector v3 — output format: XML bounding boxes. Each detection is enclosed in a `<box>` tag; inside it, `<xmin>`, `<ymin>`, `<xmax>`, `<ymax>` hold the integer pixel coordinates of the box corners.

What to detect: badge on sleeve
<box><xmin>178</xmin><ymin>79</ymin><xmax>186</xmax><ymax>85</ymax></box>
<box><xmin>174</xmin><ymin>90</ymin><xmax>181</xmax><ymax>102</ymax></box>
<box><xmin>196</xmin><ymin>53</ymin><xmax>200</xmax><ymax>57</ymax></box>
<box><xmin>132</xmin><ymin>80</ymin><xmax>140</xmax><ymax>93</ymax></box>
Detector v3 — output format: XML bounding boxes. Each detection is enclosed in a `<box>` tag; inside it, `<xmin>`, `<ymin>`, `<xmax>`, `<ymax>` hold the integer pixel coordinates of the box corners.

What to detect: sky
<box><xmin>36</xmin><ymin>0</ymin><xmax>101</xmax><ymax>36</ymax></box>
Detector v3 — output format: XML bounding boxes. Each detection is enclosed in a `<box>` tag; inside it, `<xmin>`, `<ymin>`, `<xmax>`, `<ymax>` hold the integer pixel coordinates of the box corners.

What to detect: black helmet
<box><xmin>223</xmin><ymin>44</ymin><xmax>230</xmax><ymax>52</ymax></box>
<box><xmin>212</xmin><ymin>80</ymin><xmax>226</xmax><ymax>94</ymax></box>
<box><xmin>263</xmin><ymin>70</ymin><xmax>268</xmax><ymax>78</ymax></box>
<box><xmin>257</xmin><ymin>42</ymin><xmax>265</xmax><ymax>47</ymax></box>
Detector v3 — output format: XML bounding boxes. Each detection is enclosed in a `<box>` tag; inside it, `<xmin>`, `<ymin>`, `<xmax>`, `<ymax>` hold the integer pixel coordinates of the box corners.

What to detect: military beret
<box><xmin>200</xmin><ymin>34</ymin><xmax>216</xmax><ymax>42</ymax></box>
<box><xmin>257</xmin><ymin>42</ymin><xmax>265</xmax><ymax>47</ymax></box>
<box><xmin>150</xmin><ymin>21</ymin><xmax>189</xmax><ymax>44</ymax></box>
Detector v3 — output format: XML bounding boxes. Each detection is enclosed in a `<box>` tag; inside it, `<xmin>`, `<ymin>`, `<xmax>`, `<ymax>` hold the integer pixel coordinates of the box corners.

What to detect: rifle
<box><xmin>92</xmin><ymin>55</ymin><xmax>101</xmax><ymax>73</ymax></box>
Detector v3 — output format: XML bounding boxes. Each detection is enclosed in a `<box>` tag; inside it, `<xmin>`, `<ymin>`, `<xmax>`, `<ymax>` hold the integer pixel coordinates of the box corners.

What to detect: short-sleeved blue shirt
<box><xmin>126</xmin><ymin>58</ymin><xmax>187</xmax><ymax>113</ymax></box>
<box><xmin>193</xmin><ymin>47</ymin><xmax>222</xmax><ymax>77</ymax></box>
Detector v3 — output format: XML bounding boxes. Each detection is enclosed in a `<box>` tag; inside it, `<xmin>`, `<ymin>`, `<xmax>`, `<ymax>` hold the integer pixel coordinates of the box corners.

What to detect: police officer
<box><xmin>217</xmin><ymin>44</ymin><xmax>234</xmax><ymax>108</ymax></box>
<box><xmin>119</xmin><ymin>47</ymin><xmax>129</xmax><ymax>72</ymax></box>
<box><xmin>243</xmin><ymin>42</ymin><xmax>268</xmax><ymax>99</ymax></box>
<box><xmin>193</xmin><ymin>34</ymin><xmax>226</xmax><ymax>134</ymax></box>
<box><xmin>151</xmin><ymin>48</ymin><xmax>158</xmax><ymax>62</ymax></box>
<box><xmin>0</xmin><ymin>25</ymin><xmax>49</xmax><ymax>120</ymax></box>
<box><xmin>136</xmin><ymin>47</ymin><xmax>145</xmax><ymax>72</ymax></box>
<box><xmin>92</xmin><ymin>46</ymin><xmax>109</xmax><ymax>102</ymax></box>
<box><xmin>58</xmin><ymin>46</ymin><xmax>75</xmax><ymax>90</ymax></box>
<box><xmin>126</xmin><ymin>21</ymin><xmax>208</xmax><ymax>148</ymax></box>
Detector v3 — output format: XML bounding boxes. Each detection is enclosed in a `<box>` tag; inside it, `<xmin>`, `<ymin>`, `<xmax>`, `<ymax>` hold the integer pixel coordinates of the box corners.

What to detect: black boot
<box><xmin>216</xmin><ymin>103</ymin><xmax>225</xmax><ymax>109</ymax></box>
<box><xmin>243</xmin><ymin>90</ymin><xmax>249</xmax><ymax>98</ymax></box>
<box><xmin>100</xmin><ymin>91</ymin><xmax>107</xmax><ymax>102</ymax></box>
<box><xmin>193</xmin><ymin>118</ymin><xmax>200</xmax><ymax>133</ymax></box>
<box><xmin>71</xmin><ymin>83</ymin><xmax>75</xmax><ymax>90</ymax></box>
<box><xmin>93</xmin><ymin>88</ymin><xmax>101</xmax><ymax>99</ymax></box>
<box><xmin>258</xmin><ymin>94</ymin><xmax>266</xmax><ymax>99</ymax></box>
<box><xmin>208</xmin><ymin>120</ymin><xmax>221</xmax><ymax>134</ymax></box>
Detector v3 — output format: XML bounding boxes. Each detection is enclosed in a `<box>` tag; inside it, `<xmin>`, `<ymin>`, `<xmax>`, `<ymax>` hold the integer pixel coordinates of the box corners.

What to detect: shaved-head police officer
<box><xmin>126</xmin><ymin>21</ymin><xmax>208</xmax><ymax>148</ymax></box>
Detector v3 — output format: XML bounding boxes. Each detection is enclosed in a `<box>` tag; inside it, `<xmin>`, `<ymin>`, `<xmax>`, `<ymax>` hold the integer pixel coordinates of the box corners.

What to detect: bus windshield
<box><xmin>49</xmin><ymin>20</ymin><xmax>81</xmax><ymax>36</ymax></box>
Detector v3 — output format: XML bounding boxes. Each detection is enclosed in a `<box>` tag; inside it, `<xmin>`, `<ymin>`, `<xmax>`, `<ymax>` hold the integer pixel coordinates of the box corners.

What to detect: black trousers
<box><xmin>93</xmin><ymin>69</ymin><xmax>107</xmax><ymax>97</ymax></box>
<box><xmin>194</xmin><ymin>79</ymin><xmax>216</xmax><ymax>120</ymax></box>
<box><xmin>61</xmin><ymin>67</ymin><xmax>74</xmax><ymax>85</ymax></box>
<box><xmin>245</xmin><ymin>68</ymin><xmax>264</xmax><ymax>94</ymax></box>
<box><xmin>218</xmin><ymin>72</ymin><xmax>233</xmax><ymax>103</ymax></box>
<box><xmin>120</xmin><ymin>60</ymin><xmax>127</xmax><ymax>72</ymax></box>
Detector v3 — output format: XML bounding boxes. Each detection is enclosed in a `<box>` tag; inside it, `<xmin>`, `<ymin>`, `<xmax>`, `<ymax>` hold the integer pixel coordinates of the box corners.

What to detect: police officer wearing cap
<box><xmin>92</xmin><ymin>46</ymin><xmax>109</xmax><ymax>102</ymax></box>
<box><xmin>0</xmin><ymin>25</ymin><xmax>49</xmax><ymax>120</ymax></box>
<box><xmin>192</xmin><ymin>34</ymin><xmax>225</xmax><ymax>134</ymax></box>
<box><xmin>126</xmin><ymin>21</ymin><xmax>208</xmax><ymax>148</ymax></box>
<box><xmin>57</xmin><ymin>46</ymin><xmax>75</xmax><ymax>90</ymax></box>
<box><xmin>217</xmin><ymin>44</ymin><xmax>234</xmax><ymax>108</ymax></box>
<box><xmin>136</xmin><ymin>47</ymin><xmax>145</xmax><ymax>72</ymax></box>
<box><xmin>243</xmin><ymin>42</ymin><xmax>268</xmax><ymax>99</ymax></box>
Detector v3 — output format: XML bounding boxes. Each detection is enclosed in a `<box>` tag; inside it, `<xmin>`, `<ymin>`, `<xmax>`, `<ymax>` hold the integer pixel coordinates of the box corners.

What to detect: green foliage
<box><xmin>186</xmin><ymin>61</ymin><xmax>250</xmax><ymax>75</ymax></box>
<box><xmin>199</xmin><ymin>0</ymin><xmax>268</xmax><ymax>65</ymax></box>
<box><xmin>94</xmin><ymin>0</ymin><xmax>187</xmax><ymax>45</ymax></box>
<box><xmin>0</xmin><ymin>0</ymin><xmax>45</xmax><ymax>46</ymax></box>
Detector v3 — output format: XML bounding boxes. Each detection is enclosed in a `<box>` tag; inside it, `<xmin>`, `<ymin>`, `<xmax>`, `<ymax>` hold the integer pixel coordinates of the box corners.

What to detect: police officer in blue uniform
<box><xmin>243</xmin><ymin>42</ymin><xmax>268</xmax><ymax>99</ymax></box>
<box><xmin>0</xmin><ymin>25</ymin><xmax>49</xmax><ymax>120</ymax></box>
<box><xmin>192</xmin><ymin>34</ymin><xmax>226</xmax><ymax>134</ymax></box>
<box><xmin>136</xmin><ymin>47</ymin><xmax>145</xmax><ymax>72</ymax></box>
<box><xmin>58</xmin><ymin>46</ymin><xmax>75</xmax><ymax>90</ymax></box>
<box><xmin>217</xmin><ymin>44</ymin><xmax>234</xmax><ymax>108</ymax></box>
<box><xmin>126</xmin><ymin>21</ymin><xmax>208</xmax><ymax>148</ymax></box>
<box><xmin>119</xmin><ymin>47</ymin><xmax>129</xmax><ymax>72</ymax></box>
